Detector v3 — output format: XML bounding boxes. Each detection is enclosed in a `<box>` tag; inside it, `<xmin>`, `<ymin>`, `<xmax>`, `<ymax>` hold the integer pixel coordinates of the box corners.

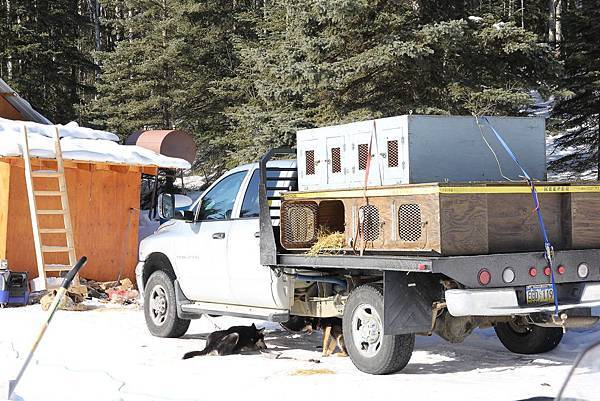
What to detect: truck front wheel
<box><xmin>144</xmin><ymin>270</ymin><xmax>190</xmax><ymax>338</ymax></box>
<box><xmin>342</xmin><ymin>284</ymin><xmax>415</xmax><ymax>375</ymax></box>
<box><xmin>494</xmin><ymin>319</ymin><xmax>563</xmax><ymax>354</ymax></box>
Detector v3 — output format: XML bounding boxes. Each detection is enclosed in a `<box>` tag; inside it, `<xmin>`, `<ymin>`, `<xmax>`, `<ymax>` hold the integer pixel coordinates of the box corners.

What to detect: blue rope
<box><xmin>480</xmin><ymin>117</ymin><xmax>559</xmax><ymax>316</ymax></box>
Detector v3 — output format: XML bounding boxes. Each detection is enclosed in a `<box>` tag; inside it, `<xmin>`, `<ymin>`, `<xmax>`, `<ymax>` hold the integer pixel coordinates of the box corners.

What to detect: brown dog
<box><xmin>302</xmin><ymin>317</ymin><xmax>347</xmax><ymax>357</ymax></box>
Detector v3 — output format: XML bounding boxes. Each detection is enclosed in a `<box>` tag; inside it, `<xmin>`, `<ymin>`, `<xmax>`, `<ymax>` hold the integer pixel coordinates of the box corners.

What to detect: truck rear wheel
<box><xmin>494</xmin><ymin>319</ymin><xmax>563</xmax><ymax>354</ymax></box>
<box><xmin>144</xmin><ymin>270</ymin><xmax>190</xmax><ymax>338</ymax></box>
<box><xmin>342</xmin><ymin>284</ymin><xmax>414</xmax><ymax>375</ymax></box>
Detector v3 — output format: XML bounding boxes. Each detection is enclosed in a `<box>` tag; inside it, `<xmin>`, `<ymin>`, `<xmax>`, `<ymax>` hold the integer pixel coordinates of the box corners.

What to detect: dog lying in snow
<box><xmin>182</xmin><ymin>324</ymin><xmax>267</xmax><ymax>358</ymax></box>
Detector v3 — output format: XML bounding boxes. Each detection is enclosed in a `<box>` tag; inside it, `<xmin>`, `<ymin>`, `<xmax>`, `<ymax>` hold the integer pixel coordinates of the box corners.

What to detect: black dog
<box><xmin>182</xmin><ymin>323</ymin><xmax>267</xmax><ymax>359</ymax></box>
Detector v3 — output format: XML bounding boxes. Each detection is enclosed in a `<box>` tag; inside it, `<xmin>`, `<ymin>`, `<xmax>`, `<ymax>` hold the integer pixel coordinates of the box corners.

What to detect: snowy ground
<box><xmin>0</xmin><ymin>305</ymin><xmax>599</xmax><ymax>401</ymax></box>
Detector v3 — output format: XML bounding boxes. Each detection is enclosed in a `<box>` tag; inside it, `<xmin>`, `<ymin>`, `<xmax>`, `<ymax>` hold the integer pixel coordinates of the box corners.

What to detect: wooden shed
<box><xmin>0</xmin><ymin>81</ymin><xmax>190</xmax><ymax>283</ymax></box>
<box><xmin>0</xmin><ymin>156</ymin><xmax>159</xmax><ymax>282</ymax></box>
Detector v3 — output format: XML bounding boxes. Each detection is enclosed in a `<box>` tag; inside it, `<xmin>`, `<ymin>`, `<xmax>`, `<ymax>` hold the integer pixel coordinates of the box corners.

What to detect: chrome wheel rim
<box><xmin>149</xmin><ymin>284</ymin><xmax>168</xmax><ymax>326</ymax></box>
<box><xmin>351</xmin><ymin>303</ymin><xmax>383</xmax><ymax>358</ymax></box>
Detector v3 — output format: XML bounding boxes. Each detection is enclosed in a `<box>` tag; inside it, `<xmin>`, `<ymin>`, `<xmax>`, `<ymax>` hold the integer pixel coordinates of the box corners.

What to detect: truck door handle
<box><xmin>254</xmin><ymin>232</ymin><xmax>260</xmax><ymax>238</ymax></box>
<box><xmin>212</xmin><ymin>232</ymin><xmax>226</xmax><ymax>239</ymax></box>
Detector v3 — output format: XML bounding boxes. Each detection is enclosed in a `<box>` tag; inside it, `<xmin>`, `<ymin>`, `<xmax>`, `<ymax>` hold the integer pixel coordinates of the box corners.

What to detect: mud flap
<box><xmin>383</xmin><ymin>271</ymin><xmax>441</xmax><ymax>335</ymax></box>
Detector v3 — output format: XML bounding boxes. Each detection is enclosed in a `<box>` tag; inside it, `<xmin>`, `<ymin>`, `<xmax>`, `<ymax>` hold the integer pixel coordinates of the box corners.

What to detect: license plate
<box><xmin>526</xmin><ymin>284</ymin><xmax>555</xmax><ymax>304</ymax></box>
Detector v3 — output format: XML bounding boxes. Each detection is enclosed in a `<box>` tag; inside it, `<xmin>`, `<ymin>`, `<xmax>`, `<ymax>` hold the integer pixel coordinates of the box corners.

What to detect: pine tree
<box><xmin>220</xmin><ymin>0</ymin><xmax>557</xmax><ymax>167</ymax></box>
<box><xmin>0</xmin><ymin>0</ymin><xmax>96</xmax><ymax>123</ymax></box>
<box><xmin>92</xmin><ymin>0</ymin><xmax>239</xmax><ymax>177</ymax></box>
<box><xmin>549</xmin><ymin>1</ymin><xmax>600</xmax><ymax>179</ymax></box>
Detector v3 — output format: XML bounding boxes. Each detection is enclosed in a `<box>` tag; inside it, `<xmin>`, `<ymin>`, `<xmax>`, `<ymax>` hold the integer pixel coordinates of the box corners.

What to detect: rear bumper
<box><xmin>446</xmin><ymin>282</ymin><xmax>600</xmax><ymax>317</ymax></box>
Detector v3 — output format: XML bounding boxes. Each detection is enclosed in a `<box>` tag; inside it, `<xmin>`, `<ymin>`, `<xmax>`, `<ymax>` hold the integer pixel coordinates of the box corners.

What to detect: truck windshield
<box><xmin>198</xmin><ymin>171</ymin><xmax>247</xmax><ymax>220</ymax></box>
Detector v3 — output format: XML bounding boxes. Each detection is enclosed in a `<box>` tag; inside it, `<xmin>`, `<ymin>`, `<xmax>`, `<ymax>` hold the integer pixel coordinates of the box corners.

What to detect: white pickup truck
<box><xmin>137</xmin><ymin>150</ymin><xmax>600</xmax><ymax>375</ymax></box>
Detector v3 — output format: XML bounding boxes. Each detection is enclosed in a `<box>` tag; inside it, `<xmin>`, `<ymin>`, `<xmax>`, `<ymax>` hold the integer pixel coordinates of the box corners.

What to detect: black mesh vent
<box><xmin>358</xmin><ymin>144</ymin><xmax>369</xmax><ymax>170</ymax></box>
<box><xmin>398</xmin><ymin>204</ymin><xmax>422</xmax><ymax>241</ymax></box>
<box><xmin>387</xmin><ymin>140</ymin><xmax>398</xmax><ymax>168</ymax></box>
<box><xmin>305</xmin><ymin>150</ymin><xmax>315</xmax><ymax>175</ymax></box>
<box><xmin>331</xmin><ymin>147</ymin><xmax>341</xmax><ymax>173</ymax></box>
<box><xmin>360</xmin><ymin>205</ymin><xmax>380</xmax><ymax>241</ymax></box>
<box><xmin>281</xmin><ymin>201</ymin><xmax>318</xmax><ymax>248</ymax></box>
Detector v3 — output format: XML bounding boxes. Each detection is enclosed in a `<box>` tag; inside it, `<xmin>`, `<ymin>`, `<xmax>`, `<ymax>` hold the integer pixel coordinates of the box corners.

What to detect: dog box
<box><xmin>281</xmin><ymin>182</ymin><xmax>600</xmax><ymax>256</ymax></box>
<box><xmin>296</xmin><ymin>115</ymin><xmax>546</xmax><ymax>191</ymax></box>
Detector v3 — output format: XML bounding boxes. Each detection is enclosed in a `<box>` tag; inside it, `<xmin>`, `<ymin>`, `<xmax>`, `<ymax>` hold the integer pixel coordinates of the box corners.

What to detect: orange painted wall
<box><xmin>0</xmin><ymin>158</ymin><xmax>141</xmax><ymax>282</ymax></box>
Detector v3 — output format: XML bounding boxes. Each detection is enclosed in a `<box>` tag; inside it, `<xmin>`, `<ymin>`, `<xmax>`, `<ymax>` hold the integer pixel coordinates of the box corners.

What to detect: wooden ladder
<box><xmin>21</xmin><ymin>125</ymin><xmax>80</xmax><ymax>291</ymax></box>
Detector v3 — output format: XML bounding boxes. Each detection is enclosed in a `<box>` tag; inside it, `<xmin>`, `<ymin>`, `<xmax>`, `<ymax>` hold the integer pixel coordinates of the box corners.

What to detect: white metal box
<box><xmin>296</xmin><ymin>115</ymin><xmax>546</xmax><ymax>191</ymax></box>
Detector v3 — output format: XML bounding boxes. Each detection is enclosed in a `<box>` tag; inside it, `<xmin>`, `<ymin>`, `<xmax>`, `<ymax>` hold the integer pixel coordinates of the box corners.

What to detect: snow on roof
<box><xmin>0</xmin><ymin>117</ymin><xmax>191</xmax><ymax>169</ymax></box>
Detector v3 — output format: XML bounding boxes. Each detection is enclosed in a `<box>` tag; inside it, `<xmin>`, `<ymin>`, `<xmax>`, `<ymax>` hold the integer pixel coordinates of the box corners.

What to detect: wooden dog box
<box><xmin>280</xmin><ymin>182</ymin><xmax>600</xmax><ymax>256</ymax></box>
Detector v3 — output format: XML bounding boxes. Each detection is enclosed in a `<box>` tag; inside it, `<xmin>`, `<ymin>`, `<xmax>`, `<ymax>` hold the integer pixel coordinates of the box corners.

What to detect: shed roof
<box><xmin>0</xmin><ymin>117</ymin><xmax>191</xmax><ymax>169</ymax></box>
<box><xmin>0</xmin><ymin>78</ymin><xmax>51</xmax><ymax>124</ymax></box>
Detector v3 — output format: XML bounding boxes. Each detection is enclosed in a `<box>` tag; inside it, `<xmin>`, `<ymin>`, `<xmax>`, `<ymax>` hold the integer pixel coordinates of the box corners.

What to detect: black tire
<box><xmin>494</xmin><ymin>320</ymin><xmax>563</xmax><ymax>354</ymax></box>
<box><xmin>144</xmin><ymin>270</ymin><xmax>190</xmax><ymax>338</ymax></box>
<box><xmin>342</xmin><ymin>284</ymin><xmax>415</xmax><ymax>375</ymax></box>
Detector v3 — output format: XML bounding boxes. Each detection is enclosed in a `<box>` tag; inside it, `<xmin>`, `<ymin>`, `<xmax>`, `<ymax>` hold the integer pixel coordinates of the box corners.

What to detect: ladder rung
<box><xmin>41</xmin><ymin>246</ymin><xmax>72</xmax><ymax>253</ymax></box>
<box><xmin>34</xmin><ymin>190</ymin><xmax>63</xmax><ymax>197</ymax></box>
<box><xmin>37</xmin><ymin>209</ymin><xmax>65</xmax><ymax>215</ymax></box>
<box><xmin>39</xmin><ymin>228</ymin><xmax>69</xmax><ymax>234</ymax></box>
<box><xmin>44</xmin><ymin>264</ymin><xmax>72</xmax><ymax>272</ymax></box>
<box><xmin>31</xmin><ymin>170</ymin><xmax>61</xmax><ymax>178</ymax></box>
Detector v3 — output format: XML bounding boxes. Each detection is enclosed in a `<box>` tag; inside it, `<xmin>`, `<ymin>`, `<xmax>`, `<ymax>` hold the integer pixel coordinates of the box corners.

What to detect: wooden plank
<box><xmin>486</xmin><ymin>193</ymin><xmax>564</xmax><ymax>253</ymax></box>
<box><xmin>439</xmin><ymin>193</ymin><xmax>488</xmax><ymax>255</ymax></box>
<box><xmin>41</xmin><ymin>245</ymin><xmax>72</xmax><ymax>253</ymax></box>
<box><xmin>37</xmin><ymin>209</ymin><xmax>65</xmax><ymax>215</ymax></box>
<box><xmin>34</xmin><ymin>190</ymin><xmax>63</xmax><ymax>196</ymax></box>
<box><xmin>93</xmin><ymin>164</ymin><xmax>111</xmax><ymax>171</ymax></box>
<box><xmin>44</xmin><ymin>264</ymin><xmax>72</xmax><ymax>272</ymax></box>
<box><xmin>31</xmin><ymin>171</ymin><xmax>60</xmax><ymax>178</ymax></box>
<box><xmin>0</xmin><ymin>161</ymin><xmax>10</xmax><ymax>259</ymax></box>
<box><xmin>21</xmin><ymin>126</ymin><xmax>47</xmax><ymax>286</ymax></box>
<box><xmin>110</xmin><ymin>165</ymin><xmax>130</xmax><ymax>174</ymax></box>
<box><xmin>570</xmin><ymin>193</ymin><xmax>600</xmax><ymax>249</ymax></box>
<box><xmin>141</xmin><ymin>166</ymin><xmax>158</xmax><ymax>175</ymax></box>
<box><xmin>1</xmin><ymin>156</ymin><xmax>164</xmax><ymax>172</ymax></box>
<box><xmin>54</xmin><ymin>127</ymin><xmax>79</xmax><ymax>285</ymax></box>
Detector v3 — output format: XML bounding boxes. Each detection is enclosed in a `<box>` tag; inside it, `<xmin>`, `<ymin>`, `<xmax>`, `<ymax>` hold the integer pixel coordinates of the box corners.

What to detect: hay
<box><xmin>290</xmin><ymin>368</ymin><xmax>335</xmax><ymax>376</ymax></box>
<box><xmin>307</xmin><ymin>230</ymin><xmax>345</xmax><ymax>256</ymax></box>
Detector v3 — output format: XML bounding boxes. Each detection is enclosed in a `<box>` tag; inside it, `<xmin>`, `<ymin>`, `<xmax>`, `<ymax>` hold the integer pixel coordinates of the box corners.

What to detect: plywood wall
<box><xmin>1</xmin><ymin>158</ymin><xmax>142</xmax><ymax>282</ymax></box>
<box><xmin>0</xmin><ymin>161</ymin><xmax>10</xmax><ymax>259</ymax></box>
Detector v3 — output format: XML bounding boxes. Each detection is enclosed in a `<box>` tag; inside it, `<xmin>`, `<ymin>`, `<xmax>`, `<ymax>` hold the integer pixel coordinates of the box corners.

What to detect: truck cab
<box><xmin>136</xmin><ymin>160</ymin><xmax>297</xmax><ymax>337</ymax></box>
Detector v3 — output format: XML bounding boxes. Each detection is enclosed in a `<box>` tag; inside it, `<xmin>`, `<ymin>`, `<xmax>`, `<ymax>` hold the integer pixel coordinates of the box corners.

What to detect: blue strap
<box><xmin>480</xmin><ymin>117</ymin><xmax>559</xmax><ymax>316</ymax></box>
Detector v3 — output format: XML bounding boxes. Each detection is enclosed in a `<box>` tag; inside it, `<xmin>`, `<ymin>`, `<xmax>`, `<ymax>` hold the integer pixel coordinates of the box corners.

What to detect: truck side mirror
<box><xmin>158</xmin><ymin>193</ymin><xmax>175</xmax><ymax>220</ymax></box>
<box><xmin>158</xmin><ymin>193</ymin><xmax>194</xmax><ymax>221</ymax></box>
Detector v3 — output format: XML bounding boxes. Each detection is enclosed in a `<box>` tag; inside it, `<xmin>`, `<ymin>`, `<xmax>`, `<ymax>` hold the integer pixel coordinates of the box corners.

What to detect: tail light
<box><xmin>557</xmin><ymin>265</ymin><xmax>566</xmax><ymax>275</ymax></box>
<box><xmin>529</xmin><ymin>267</ymin><xmax>538</xmax><ymax>277</ymax></box>
<box><xmin>544</xmin><ymin>266</ymin><xmax>551</xmax><ymax>276</ymax></box>
<box><xmin>478</xmin><ymin>269</ymin><xmax>491</xmax><ymax>286</ymax></box>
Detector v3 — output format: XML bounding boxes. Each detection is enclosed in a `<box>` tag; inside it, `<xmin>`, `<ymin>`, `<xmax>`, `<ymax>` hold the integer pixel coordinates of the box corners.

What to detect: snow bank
<box><xmin>0</xmin><ymin>118</ymin><xmax>191</xmax><ymax>169</ymax></box>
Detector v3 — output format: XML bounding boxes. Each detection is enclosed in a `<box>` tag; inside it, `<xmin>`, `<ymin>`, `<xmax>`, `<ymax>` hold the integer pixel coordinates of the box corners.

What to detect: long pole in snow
<box><xmin>7</xmin><ymin>257</ymin><xmax>87</xmax><ymax>400</ymax></box>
